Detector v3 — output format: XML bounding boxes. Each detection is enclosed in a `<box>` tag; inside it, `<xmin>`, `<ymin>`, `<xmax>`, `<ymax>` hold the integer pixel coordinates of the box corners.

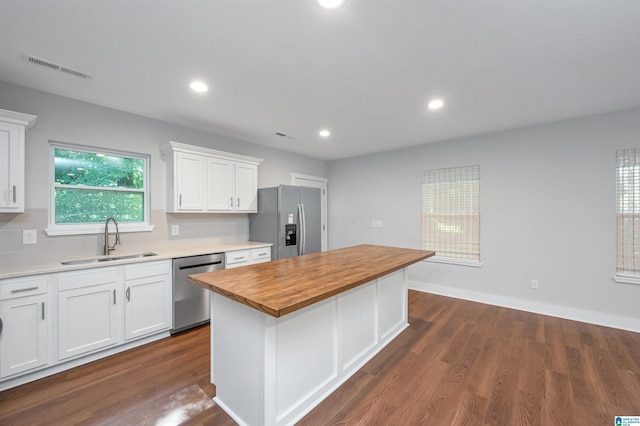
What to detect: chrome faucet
<box><xmin>104</xmin><ymin>216</ymin><xmax>121</xmax><ymax>255</ymax></box>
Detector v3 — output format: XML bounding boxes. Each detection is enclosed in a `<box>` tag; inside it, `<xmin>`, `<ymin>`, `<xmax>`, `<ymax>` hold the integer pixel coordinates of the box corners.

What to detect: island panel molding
<box><xmin>189</xmin><ymin>244</ymin><xmax>434</xmax><ymax>317</ymax></box>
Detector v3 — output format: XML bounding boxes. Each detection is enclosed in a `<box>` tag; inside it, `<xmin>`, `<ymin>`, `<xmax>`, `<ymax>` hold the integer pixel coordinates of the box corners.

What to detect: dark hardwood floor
<box><xmin>1</xmin><ymin>291</ymin><xmax>639</xmax><ymax>425</ymax></box>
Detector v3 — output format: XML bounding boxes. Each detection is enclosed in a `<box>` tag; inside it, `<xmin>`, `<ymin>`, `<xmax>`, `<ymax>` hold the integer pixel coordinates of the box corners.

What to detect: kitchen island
<box><xmin>189</xmin><ymin>244</ymin><xmax>434</xmax><ymax>426</ymax></box>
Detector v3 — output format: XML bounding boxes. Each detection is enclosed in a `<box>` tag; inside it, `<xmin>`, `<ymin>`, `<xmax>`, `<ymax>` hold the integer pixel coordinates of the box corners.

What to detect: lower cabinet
<box><xmin>225</xmin><ymin>250</ymin><xmax>250</xmax><ymax>269</ymax></box>
<box><xmin>57</xmin><ymin>268</ymin><xmax>120</xmax><ymax>360</ymax></box>
<box><xmin>249</xmin><ymin>247</ymin><xmax>271</xmax><ymax>265</ymax></box>
<box><xmin>0</xmin><ymin>293</ymin><xmax>49</xmax><ymax>378</ymax></box>
<box><xmin>0</xmin><ymin>259</ymin><xmax>172</xmax><ymax>387</ymax></box>
<box><xmin>226</xmin><ymin>247</ymin><xmax>272</xmax><ymax>269</ymax></box>
<box><xmin>124</xmin><ymin>261</ymin><xmax>171</xmax><ymax>341</ymax></box>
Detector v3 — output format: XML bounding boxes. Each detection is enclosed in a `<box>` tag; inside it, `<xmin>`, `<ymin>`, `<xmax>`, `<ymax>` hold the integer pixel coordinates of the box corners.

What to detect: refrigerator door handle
<box><xmin>301</xmin><ymin>203</ymin><xmax>307</xmax><ymax>255</ymax></box>
<box><xmin>297</xmin><ymin>203</ymin><xmax>306</xmax><ymax>256</ymax></box>
<box><xmin>297</xmin><ymin>204</ymin><xmax>302</xmax><ymax>256</ymax></box>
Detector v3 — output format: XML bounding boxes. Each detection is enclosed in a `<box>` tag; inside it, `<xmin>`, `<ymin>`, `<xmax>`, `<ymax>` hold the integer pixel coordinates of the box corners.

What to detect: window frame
<box><xmin>421</xmin><ymin>164</ymin><xmax>482</xmax><ymax>268</ymax></box>
<box><xmin>614</xmin><ymin>148</ymin><xmax>640</xmax><ymax>285</ymax></box>
<box><xmin>45</xmin><ymin>141</ymin><xmax>154</xmax><ymax>236</ymax></box>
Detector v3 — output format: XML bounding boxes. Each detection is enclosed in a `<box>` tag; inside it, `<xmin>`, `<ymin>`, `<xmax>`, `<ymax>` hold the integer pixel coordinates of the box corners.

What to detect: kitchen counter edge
<box><xmin>0</xmin><ymin>240</ymin><xmax>272</xmax><ymax>280</ymax></box>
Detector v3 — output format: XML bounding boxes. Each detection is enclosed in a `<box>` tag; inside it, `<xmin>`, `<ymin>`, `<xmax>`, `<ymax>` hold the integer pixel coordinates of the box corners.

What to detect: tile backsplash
<box><xmin>0</xmin><ymin>208</ymin><xmax>250</xmax><ymax>265</ymax></box>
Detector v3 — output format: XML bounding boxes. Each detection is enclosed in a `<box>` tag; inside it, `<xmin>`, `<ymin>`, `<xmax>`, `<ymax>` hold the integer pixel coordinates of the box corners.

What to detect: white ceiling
<box><xmin>1</xmin><ymin>1</ymin><xmax>639</xmax><ymax>161</ymax></box>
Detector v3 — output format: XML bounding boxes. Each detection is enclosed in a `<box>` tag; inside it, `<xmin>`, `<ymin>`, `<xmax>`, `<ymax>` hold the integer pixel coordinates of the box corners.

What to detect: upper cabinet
<box><xmin>160</xmin><ymin>141</ymin><xmax>263</xmax><ymax>213</ymax></box>
<box><xmin>174</xmin><ymin>151</ymin><xmax>208</xmax><ymax>211</ymax></box>
<box><xmin>0</xmin><ymin>109</ymin><xmax>37</xmax><ymax>213</ymax></box>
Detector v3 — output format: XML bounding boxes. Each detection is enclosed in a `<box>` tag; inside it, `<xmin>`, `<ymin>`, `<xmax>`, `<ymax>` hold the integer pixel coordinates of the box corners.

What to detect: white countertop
<box><xmin>0</xmin><ymin>239</ymin><xmax>272</xmax><ymax>280</ymax></box>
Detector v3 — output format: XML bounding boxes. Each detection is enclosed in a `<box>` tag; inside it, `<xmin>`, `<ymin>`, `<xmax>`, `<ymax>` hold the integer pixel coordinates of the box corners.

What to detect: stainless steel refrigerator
<box><xmin>249</xmin><ymin>185</ymin><xmax>322</xmax><ymax>259</ymax></box>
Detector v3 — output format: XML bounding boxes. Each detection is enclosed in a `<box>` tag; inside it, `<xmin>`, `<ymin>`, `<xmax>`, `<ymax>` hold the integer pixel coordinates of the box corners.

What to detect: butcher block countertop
<box><xmin>188</xmin><ymin>244</ymin><xmax>435</xmax><ymax>318</ymax></box>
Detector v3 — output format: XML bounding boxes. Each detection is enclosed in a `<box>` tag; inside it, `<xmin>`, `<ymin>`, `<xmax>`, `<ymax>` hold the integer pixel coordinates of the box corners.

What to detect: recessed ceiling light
<box><xmin>427</xmin><ymin>99</ymin><xmax>444</xmax><ymax>110</ymax></box>
<box><xmin>190</xmin><ymin>81</ymin><xmax>208</xmax><ymax>93</ymax></box>
<box><xmin>319</xmin><ymin>129</ymin><xmax>331</xmax><ymax>138</ymax></box>
<box><xmin>317</xmin><ymin>0</ymin><xmax>346</xmax><ymax>10</ymax></box>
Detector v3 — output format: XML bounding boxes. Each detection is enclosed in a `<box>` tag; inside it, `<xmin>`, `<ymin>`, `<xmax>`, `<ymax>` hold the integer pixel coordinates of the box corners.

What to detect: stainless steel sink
<box><xmin>61</xmin><ymin>252</ymin><xmax>158</xmax><ymax>265</ymax></box>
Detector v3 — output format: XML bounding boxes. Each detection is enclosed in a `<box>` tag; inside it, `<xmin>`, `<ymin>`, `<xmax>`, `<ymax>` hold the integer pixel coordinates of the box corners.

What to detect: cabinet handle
<box><xmin>179</xmin><ymin>194</ymin><xmax>182</xmax><ymax>207</ymax></box>
<box><xmin>11</xmin><ymin>286</ymin><xmax>39</xmax><ymax>294</ymax></box>
<box><xmin>229</xmin><ymin>197</ymin><xmax>233</xmax><ymax>207</ymax></box>
<box><xmin>113</xmin><ymin>289</ymin><xmax>116</xmax><ymax>305</ymax></box>
<box><xmin>0</xmin><ymin>317</ymin><xmax>3</xmax><ymax>342</ymax></box>
<box><xmin>12</xmin><ymin>185</ymin><xmax>17</xmax><ymax>203</ymax></box>
<box><xmin>237</xmin><ymin>197</ymin><xmax>240</xmax><ymax>208</ymax></box>
<box><xmin>126</xmin><ymin>287</ymin><xmax>130</xmax><ymax>302</ymax></box>
<box><xmin>42</xmin><ymin>302</ymin><xmax>45</xmax><ymax>320</ymax></box>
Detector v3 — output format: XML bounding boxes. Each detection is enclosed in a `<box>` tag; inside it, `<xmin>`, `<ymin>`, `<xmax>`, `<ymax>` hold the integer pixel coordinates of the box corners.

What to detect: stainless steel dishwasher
<box><xmin>171</xmin><ymin>253</ymin><xmax>224</xmax><ymax>334</ymax></box>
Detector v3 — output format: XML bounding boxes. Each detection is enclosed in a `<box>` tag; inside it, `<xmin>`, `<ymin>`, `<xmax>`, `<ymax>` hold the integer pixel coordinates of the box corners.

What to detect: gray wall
<box><xmin>328</xmin><ymin>108</ymin><xmax>640</xmax><ymax>332</ymax></box>
<box><xmin>2</xmin><ymin>79</ymin><xmax>638</xmax><ymax>332</ymax></box>
<box><xmin>0</xmin><ymin>81</ymin><xmax>327</xmax><ymax>263</ymax></box>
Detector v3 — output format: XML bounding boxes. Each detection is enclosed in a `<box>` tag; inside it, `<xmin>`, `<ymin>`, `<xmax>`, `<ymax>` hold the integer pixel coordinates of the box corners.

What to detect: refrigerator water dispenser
<box><xmin>285</xmin><ymin>223</ymin><xmax>297</xmax><ymax>246</ymax></box>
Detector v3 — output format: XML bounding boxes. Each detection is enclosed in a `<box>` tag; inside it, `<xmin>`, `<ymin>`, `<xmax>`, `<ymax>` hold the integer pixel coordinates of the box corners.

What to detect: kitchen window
<box><xmin>46</xmin><ymin>142</ymin><xmax>153</xmax><ymax>236</ymax></box>
<box><xmin>421</xmin><ymin>164</ymin><xmax>481</xmax><ymax>266</ymax></box>
<box><xmin>614</xmin><ymin>148</ymin><xmax>640</xmax><ymax>284</ymax></box>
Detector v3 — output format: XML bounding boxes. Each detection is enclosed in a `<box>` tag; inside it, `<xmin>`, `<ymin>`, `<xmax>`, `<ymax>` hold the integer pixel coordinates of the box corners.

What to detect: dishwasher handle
<box><xmin>178</xmin><ymin>260</ymin><xmax>223</xmax><ymax>270</ymax></box>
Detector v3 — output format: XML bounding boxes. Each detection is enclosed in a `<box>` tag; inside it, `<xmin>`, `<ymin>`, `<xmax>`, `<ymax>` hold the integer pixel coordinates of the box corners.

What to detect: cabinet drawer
<box><xmin>58</xmin><ymin>269</ymin><xmax>118</xmax><ymax>292</ymax></box>
<box><xmin>226</xmin><ymin>250</ymin><xmax>249</xmax><ymax>265</ymax></box>
<box><xmin>250</xmin><ymin>247</ymin><xmax>271</xmax><ymax>263</ymax></box>
<box><xmin>1</xmin><ymin>277</ymin><xmax>48</xmax><ymax>300</ymax></box>
<box><xmin>125</xmin><ymin>260</ymin><xmax>171</xmax><ymax>280</ymax></box>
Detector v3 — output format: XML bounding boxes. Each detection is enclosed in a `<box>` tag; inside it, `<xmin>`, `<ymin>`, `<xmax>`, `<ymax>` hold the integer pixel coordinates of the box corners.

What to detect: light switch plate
<box><xmin>171</xmin><ymin>225</ymin><xmax>180</xmax><ymax>236</ymax></box>
<box><xmin>371</xmin><ymin>220</ymin><xmax>384</xmax><ymax>228</ymax></box>
<box><xmin>23</xmin><ymin>229</ymin><xmax>37</xmax><ymax>245</ymax></box>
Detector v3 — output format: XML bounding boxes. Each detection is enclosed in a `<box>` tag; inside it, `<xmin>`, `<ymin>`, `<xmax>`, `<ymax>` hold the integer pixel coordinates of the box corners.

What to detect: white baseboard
<box><xmin>409</xmin><ymin>281</ymin><xmax>640</xmax><ymax>334</ymax></box>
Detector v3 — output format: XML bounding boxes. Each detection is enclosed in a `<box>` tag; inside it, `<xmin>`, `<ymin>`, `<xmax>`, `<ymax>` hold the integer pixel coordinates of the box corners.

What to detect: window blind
<box><xmin>422</xmin><ymin>165</ymin><xmax>480</xmax><ymax>262</ymax></box>
<box><xmin>616</xmin><ymin>148</ymin><xmax>640</xmax><ymax>275</ymax></box>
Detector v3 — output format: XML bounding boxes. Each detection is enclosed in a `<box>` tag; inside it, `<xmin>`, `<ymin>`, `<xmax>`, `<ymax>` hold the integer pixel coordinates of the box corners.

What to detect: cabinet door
<box><xmin>235</xmin><ymin>163</ymin><xmax>258</xmax><ymax>212</ymax></box>
<box><xmin>207</xmin><ymin>157</ymin><xmax>234</xmax><ymax>211</ymax></box>
<box><xmin>0</xmin><ymin>295</ymin><xmax>48</xmax><ymax>378</ymax></box>
<box><xmin>175</xmin><ymin>152</ymin><xmax>207</xmax><ymax>211</ymax></box>
<box><xmin>58</xmin><ymin>282</ymin><xmax>119</xmax><ymax>360</ymax></box>
<box><xmin>124</xmin><ymin>274</ymin><xmax>171</xmax><ymax>340</ymax></box>
<box><xmin>225</xmin><ymin>250</ymin><xmax>250</xmax><ymax>269</ymax></box>
<box><xmin>249</xmin><ymin>247</ymin><xmax>272</xmax><ymax>264</ymax></box>
<box><xmin>0</xmin><ymin>121</ymin><xmax>25</xmax><ymax>212</ymax></box>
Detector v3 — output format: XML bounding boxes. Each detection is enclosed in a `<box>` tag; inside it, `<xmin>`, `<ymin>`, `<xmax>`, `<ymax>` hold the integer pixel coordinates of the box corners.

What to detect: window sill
<box><xmin>45</xmin><ymin>224</ymin><xmax>154</xmax><ymax>237</ymax></box>
<box><xmin>424</xmin><ymin>256</ymin><xmax>482</xmax><ymax>268</ymax></box>
<box><xmin>613</xmin><ymin>273</ymin><xmax>640</xmax><ymax>285</ymax></box>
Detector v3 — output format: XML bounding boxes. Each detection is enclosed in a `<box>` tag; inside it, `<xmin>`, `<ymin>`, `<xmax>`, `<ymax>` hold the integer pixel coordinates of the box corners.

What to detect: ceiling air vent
<box><xmin>22</xmin><ymin>53</ymin><xmax>92</xmax><ymax>79</ymax></box>
<box><xmin>274</xmin><ymin>132</ymin><xmax>295</xmax><ymax>139</ymax></box>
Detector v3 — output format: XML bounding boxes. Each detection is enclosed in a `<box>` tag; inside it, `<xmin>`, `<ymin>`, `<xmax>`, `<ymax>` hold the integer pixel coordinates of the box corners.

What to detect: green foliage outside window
<box><xmin>54</xmin><ymin>148</ymin><xmax>146</xmax><ymax>224</ymax></box>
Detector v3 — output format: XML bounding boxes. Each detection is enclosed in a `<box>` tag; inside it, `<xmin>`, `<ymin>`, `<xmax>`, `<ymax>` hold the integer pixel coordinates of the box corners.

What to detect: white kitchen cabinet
<box><xmin>249</xmin><ymin>247</ymin><xmax>271</xmax><ymax>264</ymax></box>
<box><xmin>57</xmin><ymin>269</ymin><xmax>120</xmax><ymax>360</ymax></box>
<box><xmin>161</xmin><ymin>141</ymin><xmax>262</xmax><ymax>213</ymax></box>
<box><xmin>0</xmin><ymin>109</ymin><xmax>37</xmax><ymax>213</ymax></box>
<box><xmin>225</xmin><ymin>250</ymin><xmax>250</xmax><ymax>269</ymax></box>
<box><xmin>1</xmin><ymin>260</ymin><xmax>174</xmax><ymax>389</ymax></box>
<box><xmin>0</xmin><ymin>277</ymin><xmax>50</xmax><ymax>378</ymax></box>
<box><xmin>234</xmin><ymin>162</ymin><xmax>258</xmax><ymax>212</ymax></box>
<box><xmin>226</xmin><ymin>247</ymin><xmax>271</xmax><ymax>269</ymax></box>
<box><xmin>207</xmin><ymin>157</ymin><xmax>235</xmax><ymax>211</ymax></box>
<box><xmin>174</xmin><ymin>152</ymin><xmax>207</xmax><ymax>211</ymax></box>
<box><xmin>124</xmin><ymin>261</ymin><xmax>171</xmax><ymax>341</ymax></box>
<box><xmin>207</xmin><ymin>160</ymin><xmax>258</xmax><ymax>212</ymax></box>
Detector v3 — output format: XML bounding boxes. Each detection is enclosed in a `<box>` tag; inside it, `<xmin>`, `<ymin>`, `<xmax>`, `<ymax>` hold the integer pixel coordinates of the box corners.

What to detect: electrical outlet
<box><xmin>23</xmin><ymin>229</ymin><xmax>37</xmax><ymax>245</ymax></box>
<box><xmin>371</xmin><ymin>220</ymin><xmax>384</xmax><ymax>228</ymax></box>
<box><xmin>171</xmin><ymin>225</ymin><xmax>180</xmax><ymax>236</ymax></box>
<box><xmin>531</xmin><ymin>279</ymin><xmax>539</xmax><ymax>290</ymax></box>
